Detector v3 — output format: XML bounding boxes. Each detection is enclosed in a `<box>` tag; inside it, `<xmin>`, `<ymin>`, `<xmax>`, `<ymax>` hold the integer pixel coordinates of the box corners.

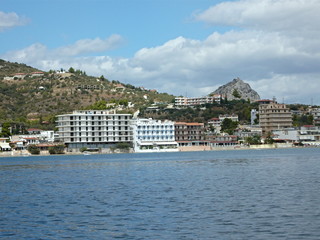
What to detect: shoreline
<box><xmin>0</xmin><ymin>144</ymin><xmax>316</xmax><ymax>158</ymax></box>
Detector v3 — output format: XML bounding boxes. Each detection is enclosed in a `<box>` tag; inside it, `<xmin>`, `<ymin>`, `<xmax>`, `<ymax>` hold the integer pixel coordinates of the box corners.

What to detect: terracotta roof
<box><xmin>27</xmin><ymin>128</ymin><xmax>43</xmax><ymax>131</ymax></box>
<box><xmin>175</xmin><ymin>122</ymin><xmax>203</xmax><ymax>126</ymax></box>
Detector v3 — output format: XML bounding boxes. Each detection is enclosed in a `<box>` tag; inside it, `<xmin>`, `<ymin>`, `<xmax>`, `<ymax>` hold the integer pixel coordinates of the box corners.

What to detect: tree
<box><xmin>245</xmin><ymin>135</ymin><xmax>261</xmax><ymax>145</ymax></box>
<box><xmin>221</xmin><ymin>118</ymin><xmax>239</xmax><ymax>135</ymax></box>
<box><xmin>0</xmin><ymin>122</ymin><xmax>11</xmax><ymax>137</ymax></box>
<box><xmin>68</xmin><ymin>67</ymin><xmax>75</xmax><ymax>73</ymax></box>
<box><xmin>232</xmin><ymin>89</ymin><xmax>241</xmax><ymax>99</ymax></box>
<box><xmin>264</xmin><ymin>132</ymin><xmax>274</xmax><ymax>144</ymax></box>
<box><xmin>293</xmin><ymin>114</ymin><xmax>314</xmax><ymax>127</ymax></box>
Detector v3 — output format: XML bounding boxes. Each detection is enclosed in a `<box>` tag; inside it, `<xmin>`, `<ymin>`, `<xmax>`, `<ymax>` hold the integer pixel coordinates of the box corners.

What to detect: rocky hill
<box><xmin>211</xmin><ymin>77</ymin><xmax>260</xmax><ymax>102</ymax></box>
<box><xmin>0</xmin><ymin>59</ymin><xmax>174</xmax><ymax>122</ymax></box>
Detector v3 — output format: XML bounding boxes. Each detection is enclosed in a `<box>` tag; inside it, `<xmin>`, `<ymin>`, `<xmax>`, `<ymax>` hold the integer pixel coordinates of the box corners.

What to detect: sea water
<box><xmin>1</xmin><ymin>148</ymin><xmax>320</xmax><ymax>239</ymax></box>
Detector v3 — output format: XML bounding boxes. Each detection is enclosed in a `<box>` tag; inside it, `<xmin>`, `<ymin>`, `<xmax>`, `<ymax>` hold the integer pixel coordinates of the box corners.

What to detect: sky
<box><xmin>1</xmin><ymin>0</ymin><xmax>320</xmax><ymax>105</ymax></box>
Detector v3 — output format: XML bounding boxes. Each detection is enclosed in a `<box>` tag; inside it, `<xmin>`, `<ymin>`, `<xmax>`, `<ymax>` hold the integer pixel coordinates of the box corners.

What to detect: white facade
<box><xmin>56</xmin><ymin>110</ymin><xmax>132</xmax><ymax>149</ymax></box>
<box><xmin>0</xmin><ymin>138</ymin><xmax>11</xmax><ymax>151</ymax></box>
<box><xmin>219</xmin><ymin>114</ymin><xmax>239</xmax><ymax>122</ymax></box>
<box><xmin>175</xmin><ymin>95</ymin><xmax>221</xmax><ymax>106</ymax></box>
<box><xmin>131</xmin><ymin>118</ymin><xmax>178</xmax><ymax>152</ymax></box>
<box><xmin>251</xmin><ymin>109</ymin><xmax>258</xmax><ymax>125</ymax></box>
<box><xmin>272</xmin><ymin>128</ymin><xmax>299</xmax><ymax>141</ymax></box>
<box><xmin>273</xmin><ymin>126</ymin><xmax>320</xmax><ymax>145</ymax></box>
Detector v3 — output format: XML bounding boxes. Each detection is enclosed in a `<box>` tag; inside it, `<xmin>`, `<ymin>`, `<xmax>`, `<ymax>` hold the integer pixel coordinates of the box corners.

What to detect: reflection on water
<box><xmin>1</xmin><ymin>148</ymin><xmax>320</xmax><ymax>239</ymax></box>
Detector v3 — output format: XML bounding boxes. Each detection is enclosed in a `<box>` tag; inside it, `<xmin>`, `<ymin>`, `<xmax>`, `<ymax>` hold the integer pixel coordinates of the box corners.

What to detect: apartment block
<box><xmin>56</xmin><ymin>110</ymin><xmax>132</xmax><ymax>150</ymax></box>
<box><xmin>131</xmin><ymin>118</ymin><xmax>178</xmax><ymax>152</ymax></box>
<box><xmin>174</xmin><ymin>122</ymin><xmax>205</xmax><ymax>141</ymax></box>
<box><xmin>175</xmin><ymin>95</ymin><xmax>221</xmax><ymax>106</ymax></box>
<box><xmin>259</xmin><ymin>102</ymin><xmax>292</xmax><ymax>134</ymax></box>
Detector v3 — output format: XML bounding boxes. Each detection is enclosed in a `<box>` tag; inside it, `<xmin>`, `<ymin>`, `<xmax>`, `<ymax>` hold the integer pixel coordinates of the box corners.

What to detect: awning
<box><xmin>139</xmin><ymin>141</ymin><xmax>178</xmax><ymax>146</ymax></box>
<box><xmin>0</xmin><ymin>142</ymin><xmax>11</xmax><ymax>150</ymax></box>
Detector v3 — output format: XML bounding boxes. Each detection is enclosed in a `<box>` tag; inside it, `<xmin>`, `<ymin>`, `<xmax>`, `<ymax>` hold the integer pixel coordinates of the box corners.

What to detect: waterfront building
<box><xmin>175</xmin><ymin>95</ymin><xmax>221</xmax><ymax>106</ymax></box>
<box><xmin>173</xmin><ymin>121</ymin><xmax>209</xmax><ymax>150</ymax></box>
<box><xmin>174</xmin><ymin>122</ymin><xmax>205</xmax><ymax>141</ymax></box>
<box><xmin>273</xmin><ymin>125</ymin><xmax>320</xmax><ymax>145</ymax></box>
<box><xmin>259</xmin><ymin>101</ymin><xmax>292</xmax><ymax>134</ymax></box>
<box><xmin>234</xmin><ymin>125</ymin><xmax>262</xmax><ymax>139</ymax></box>
<box><xmin>131</xmin><ymin>118</ymin><xmax>178</xmax><ymax>152</ymax></box>
<box><xmin>206</xmin><ymin>134</ymin><xmax>238</xmax><ymax>148</ymax></box>
<box><xmin>299</xmin><ymin>125</ymin><xmax>320</xmax><ymax>143</ymax></box>
<box><xmin>56</xmin><ymin>110</ymin><xmax>132</xmax><ymax>150</ymax></box>
<box><xmin>0</xmin><ymin>138</ymin><xmax>11</xmax><ymax>151</ymax></box>
<box><xmin>272</xmin><ymin>128</ymin><xmax>299</xmax><ymax>142</ymax></box>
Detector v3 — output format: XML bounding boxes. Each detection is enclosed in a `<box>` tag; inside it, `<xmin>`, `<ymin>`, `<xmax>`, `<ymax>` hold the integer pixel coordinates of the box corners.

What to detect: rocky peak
<box><xmin>212</xmin><ymin>77</ymin><xmax>260</xmax><ymax>101</ymax></box>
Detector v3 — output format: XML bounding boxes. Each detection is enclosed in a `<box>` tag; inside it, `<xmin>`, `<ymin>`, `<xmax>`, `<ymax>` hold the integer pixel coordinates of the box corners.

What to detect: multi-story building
<box><xmin>206</xmin><ymin>134</ymin><xmax>238</xmax><ymax>148</ymax></box>
<box><xmin>259</xmin><ymin>101</ymin><xmax>292</xmax><ymax>134</ymax></box>
<box><xmin>219</xmin><ymin>114</ymin><xmax>239</xmax><ymax>123</ymax></box>
<box><xmin>56</xmin><ymin>110</ymin><xmax>132</xmax><ymax>150</ymax></box>
<box><xmin>273</xmin><ymin>125</ymin><xmax>320</xmax><ymax>145</ymax></box>
<box><xmin>131</xmin><ymin>118</ymin><xmax>178</xmax><ymax>152</ymax></box>
<box><xmin>0</xmin><ymin>138</ymin><xmax>11</xmax><ymax>151</ymax></box>
<box><xmin>175</xmin><ymin>95</ymin><xmax>221</xmax><ymax>106</ymax></box>
<box><xmin>310</xmin><ymin>108</ymin><xmax>320</xmax><ymax>126</ymax></box>
<box><xmin>174</xmin><ymin>122</ymin><xmax>205</xmax><ymax>141</ymax></box>
<box><xmin>251</xmin><ymin>109</ymin><xmax>258</xmax><ymax>125</ymax></box>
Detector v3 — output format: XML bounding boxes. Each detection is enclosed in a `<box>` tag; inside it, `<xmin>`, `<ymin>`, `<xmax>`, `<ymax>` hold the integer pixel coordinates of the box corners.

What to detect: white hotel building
<box><xmin>131</xmin><ymin>118</ymin><xmax>178</xmax><ymax>152</ymax></box>
<box><xmin>56</xmin><ymin>110</ymin><xmax>132</xmax><ymax>150</ymax></box>
<box><xmin>175</xmin><ymin>95</ymin><xmax>221</xmax><ymax>106</ymax></box>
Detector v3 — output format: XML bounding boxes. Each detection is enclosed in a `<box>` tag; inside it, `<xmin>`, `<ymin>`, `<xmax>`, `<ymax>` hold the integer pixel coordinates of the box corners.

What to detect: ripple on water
<box><xmin>1</xmin><ymin>148</ymin><xmax>320</xmax><ymax>239</ymax></box>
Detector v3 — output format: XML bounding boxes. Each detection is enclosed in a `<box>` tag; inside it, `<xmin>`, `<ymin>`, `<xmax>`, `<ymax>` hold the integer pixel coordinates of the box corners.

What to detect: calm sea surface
<box><xmin>1</xmin><ymin>148</ymin><xmax>320</xmax><ymax>239</ymax></box>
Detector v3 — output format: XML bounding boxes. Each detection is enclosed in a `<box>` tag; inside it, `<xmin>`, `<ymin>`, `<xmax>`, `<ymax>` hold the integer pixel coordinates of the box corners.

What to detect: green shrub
<box><xmin>27</xmin><ymin>145</ymin><xmax>40</xmax><ymax>155</ymax></box>
<box><xmin>48</xmin><ymin>145</ymin><xmax>65</xmax><ymax>154</ymax></box>
<box><xmin>80</xmin><ymin>147</ymin><xmax>88</xmax><ymax>152</ymax></box>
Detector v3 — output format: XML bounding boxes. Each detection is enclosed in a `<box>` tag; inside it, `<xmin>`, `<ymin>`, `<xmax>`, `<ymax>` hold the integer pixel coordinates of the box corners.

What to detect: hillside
<box><xmin>212</xmin><ymin>77</ymin><xmax>260</xmax><ymax>102</ymax></box>
<box><xmin>0</xmin><ymin>59</ymin><xmax>174</xmax><ymax>123</ymax></box>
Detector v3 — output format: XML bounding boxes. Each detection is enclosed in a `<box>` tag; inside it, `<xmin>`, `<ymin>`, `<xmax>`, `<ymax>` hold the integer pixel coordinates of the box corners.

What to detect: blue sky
<box><xmin>1</xmin><ymin>0</ymin><xmax>320</xmax><ymax>105</ymax></box>
<box><xmin>1</xmin><ymin>0</ymin><xmax>223</xmax><ymax>57</ymax></box>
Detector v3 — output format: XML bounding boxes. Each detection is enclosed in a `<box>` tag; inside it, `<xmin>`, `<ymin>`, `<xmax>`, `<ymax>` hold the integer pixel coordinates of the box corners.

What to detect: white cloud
<box><xmin>0</xmin><ymin>11</ymin><xmax>28</xmax><ymax>31</ymax></box>
<box><xmin>2</xmin><ymin>0</ymin><xmax>320</xmax><ymax>105</ymax></box>
<box><xmin>195</xmin><ymin>0</ymin><xmax>320</xmax><ymax>35</ymax></box>
<box><xmin>2</xmin><ymin>35</ymin><xmax>124</xmax><ymax>63</ymax></box>
<box><xmin>251</xmin><ymin>73</ymin><xmax>320</xmax><ymax>104</ymax></box>
<box><xmin>56</xmin><ymin>35</ymin><xmax>124</xmax><ymax>57</ymax></box>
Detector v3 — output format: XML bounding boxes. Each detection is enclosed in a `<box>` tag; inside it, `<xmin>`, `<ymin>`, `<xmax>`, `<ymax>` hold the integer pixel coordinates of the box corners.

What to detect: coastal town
<box><xmin>1</xmin><ymin>83</ymin><xmax>320</xmax><ymax>156</ymax></box>
<box><xmin>0</xmin><ymin>61</ymin><xmax>319</xmax><ymax>156</ymax></box>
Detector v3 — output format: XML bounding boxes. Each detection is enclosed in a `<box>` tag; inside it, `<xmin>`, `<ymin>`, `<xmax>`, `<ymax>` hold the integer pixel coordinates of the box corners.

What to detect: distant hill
<box><xmin>211</xmin><ymin>77</ymin><xmax>260</xmax><ymax>102</ymax></box>
<box><xmin>0</xmin><ymin>59</ymin><xmax>174</xmax><ymax>122</ymax></box>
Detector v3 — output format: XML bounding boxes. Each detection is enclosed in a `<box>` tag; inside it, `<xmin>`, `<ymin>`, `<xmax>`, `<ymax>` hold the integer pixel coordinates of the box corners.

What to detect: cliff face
<box><xmin>212</xmin><ymin>77</ymin><xmax>260</xmax><ymax>101</ymax></box>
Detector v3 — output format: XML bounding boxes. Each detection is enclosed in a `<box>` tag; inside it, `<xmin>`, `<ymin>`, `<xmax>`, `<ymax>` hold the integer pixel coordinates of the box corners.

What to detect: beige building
<box><xmin>259</xmin><ymin>102</ymin><xmax>292</xmax><ymax>134</ymax></box>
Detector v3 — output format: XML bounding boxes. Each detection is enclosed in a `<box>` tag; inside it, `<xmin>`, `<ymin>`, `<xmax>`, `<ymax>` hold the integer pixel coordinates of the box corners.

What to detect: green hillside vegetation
<box><xmin>1</xmin><ymin>59</ymin><xmax>318</xmax><ymax>134</ymax></box>
<box><xmin>0</xmin><ymin>59</ymin><xmax>174</xmax><ymax>128</ymax></box>
<box><xmin>140</xmin><ymin>99</ymin><xmax>258</xmax><ymax>124</ymax></box>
